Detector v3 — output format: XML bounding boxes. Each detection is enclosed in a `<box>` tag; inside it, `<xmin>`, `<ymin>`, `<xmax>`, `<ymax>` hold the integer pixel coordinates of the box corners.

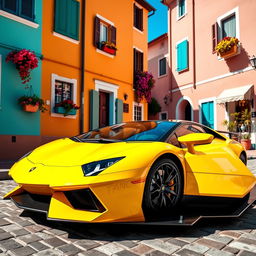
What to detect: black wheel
<box><xmin>240</xmin><ymin>152</ymin><xmax>247</xmax><ymax>165</ymax></box>
<box><xmin>143</xmin><ymin>158</ymin><xmax>183</xmax><ymax>216</ymax></box>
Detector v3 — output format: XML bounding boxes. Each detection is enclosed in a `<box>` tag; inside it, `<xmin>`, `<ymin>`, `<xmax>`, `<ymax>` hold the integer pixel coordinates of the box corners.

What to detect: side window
<box><xmin>167</xmin><ymin>134</ymin><xmax>180</xmax><ymax>148</ymax></box>
<box><xmin>187</xmin><ymin>124</ymin><xmax>205</xmax><ymax>133</ymax></box>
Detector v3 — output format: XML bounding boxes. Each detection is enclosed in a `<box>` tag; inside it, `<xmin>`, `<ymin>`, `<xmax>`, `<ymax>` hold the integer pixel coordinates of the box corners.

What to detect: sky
<box><xmin>147</xmin><ymin>0</ymin><xmax>168</xmax><ymax>42</ymax></box>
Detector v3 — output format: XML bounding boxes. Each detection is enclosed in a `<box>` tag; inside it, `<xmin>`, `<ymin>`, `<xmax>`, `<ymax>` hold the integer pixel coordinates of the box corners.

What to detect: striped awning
<box><xmin>216</xmin><ymin>84</ymin><xmax>253</xmax><ymax>104</ymax></box>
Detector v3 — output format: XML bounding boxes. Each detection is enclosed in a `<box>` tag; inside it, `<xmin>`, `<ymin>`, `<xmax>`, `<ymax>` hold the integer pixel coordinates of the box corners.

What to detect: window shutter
<box><xmin>139</xmin><ymin>51</ymin><xmax>144</xmax><ymax>72</ymax></box>
<box><xmin>67</xmin><ymin>0</ymin><xmax>80</xmax><ymax>40</ymax></box>
<box><xmin>139</xmin><ymin>8</ymin><xmax>143</xmax><ymax>30</ymax></box>
<box><xmin>54</xmin><ymin>0</ymin><xmax>68</xmax><ymax>36</ymax></box>
<box><xmin>116</xmin><ymin>99</ymin><xmax>123</xmax><ymax>124</ymax></box>
<box><xmin>89</xmin><ymin>90</ymin><xmax>99</xmax><ymax>130</ymax></box>
<box><xmin>94</xmin><ymin>16</ymin><xmax>101</xmax><ymax>47</ymax></box>
<box><xmin>133</xmin><ymin>4</ymin><xmax>136</xmax><ymax>27</ymax></box>
<box><xmin>212</xmin><ymin>22</ymin><xmax>218</xmax><ymax>53</ymax></box>
<box><xmin>111</xmin><ymin>26</ymin><xmax>116</xmax><ymax>45</ymax></box>
<box><xmin>177</xmin><ymin>40</ymin><xmax>188</xmax><ymax>72</ymax></box>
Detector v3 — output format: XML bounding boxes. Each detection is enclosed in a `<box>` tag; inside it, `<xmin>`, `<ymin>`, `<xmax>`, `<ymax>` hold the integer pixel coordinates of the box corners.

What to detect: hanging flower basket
<box><xmin>215</xmin><ymin>37</ymin><xmax>240</xmax><ymax>59</ymax></box>
<box><xmin>18</xmin><ymin>95</ymin><xmax>47</xmax><ymax>113</ymax></box>
<box><xmin>54</xmin><ymin>100</ymin><xmax>79</xmax><ymax>116</ymax></box>
<box><xmin>134</xmin><ymin>71</ymin><xmax>155</xmax><ymax>103</ymax></box>
<box><xmin>23</xmin><ymin>105</ymin><xmax>39</xmax><ymax>113</ymax></box>
<box><xmin>6</xmin><ymin>49</ymin><xmax>38</xmax><ymax>85</ymax></box>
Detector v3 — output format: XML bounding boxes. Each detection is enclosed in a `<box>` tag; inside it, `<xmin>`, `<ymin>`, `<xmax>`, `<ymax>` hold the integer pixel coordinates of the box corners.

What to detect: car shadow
<box><xmin>19</xmin><ymin>206</ymin><xmax>256</xmax><ymax>242</ymax></box>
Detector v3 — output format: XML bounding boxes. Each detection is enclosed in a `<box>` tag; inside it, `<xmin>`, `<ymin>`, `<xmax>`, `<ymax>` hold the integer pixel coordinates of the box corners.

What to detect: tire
<box><xmin>240</xmin><ymin>152</ymin><xmax>247</xmax><ymax>165</ymax></box>
<box><xmin>142</xmin><ymin>158</ymin><xmax>183</xmax><ymax>216</ymax></box>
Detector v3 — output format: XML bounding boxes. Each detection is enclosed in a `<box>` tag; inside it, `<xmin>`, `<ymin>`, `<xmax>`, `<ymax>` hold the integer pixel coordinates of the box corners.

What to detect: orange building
<box><xmin>41</xmin><ymin>0</ymin><xmax>155</xmax><ymax>143</ymax></box>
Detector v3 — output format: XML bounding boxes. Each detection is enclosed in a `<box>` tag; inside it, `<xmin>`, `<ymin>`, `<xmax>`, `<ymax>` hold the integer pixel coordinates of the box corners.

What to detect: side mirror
<box><xmin>178</xmin><ymin>133</ymin><xmax>214</xmax><ymax>154</ymax></box>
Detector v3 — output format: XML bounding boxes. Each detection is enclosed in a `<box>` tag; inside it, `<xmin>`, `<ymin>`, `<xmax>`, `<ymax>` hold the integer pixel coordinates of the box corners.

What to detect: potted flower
<box><xmin>18</xmin><ymin>95</ymin><xmax>47</xmax><ymax>113</ymax></box>
<box><xmin>134</xmin><ymin>71</ymin><xmax>155</xmax><ymax>103</ymax></box>
<box><xmin>241</xmin><ymin>133</ymin><xmax>251</xmax><ymax>150</ymax></box>
<box><xmin>100</xmin><ymin>41</ymin><xmax>117</xmax><ymax>55</ymax></box>
<box><xmin>6</xmin><ymin>49</ymin><xmax>38</xmax><ymax>85</ymax></box>
<box><xmin>54</xmin><ymin>100</ymin><xmax>79</xmax><ymax>116</ymax></box>
<box><xmin>215</xmin><ymin>37</ymin><xmax>240</xmax><ymax>59</ymax></box>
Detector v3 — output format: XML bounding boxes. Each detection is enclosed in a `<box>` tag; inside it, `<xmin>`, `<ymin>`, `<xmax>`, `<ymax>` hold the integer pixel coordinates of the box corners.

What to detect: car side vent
<box><xmin>64</xmin><ymin>189</ymin><xmax>105</xmax><ymax>212</ymax></box>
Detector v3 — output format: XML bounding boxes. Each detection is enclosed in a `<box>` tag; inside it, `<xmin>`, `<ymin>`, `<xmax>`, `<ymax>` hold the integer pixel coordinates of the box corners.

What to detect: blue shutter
<box><xmin>54</xmin><ymin>0</ymin><xmax>68</xmax><ymax>36</ymax></box>
<box><xmin>201</xmin><ymin>101</ymin><xmax>214</xmax><ymax>128</ymax></box>
<box><xmin>67</xmin><ymin>0</ymin><xmax>80</xmax><ymax>40</ymax></box>
<box><xmin>90</xmin><ymin>90</ymin><xmax>99</xmax><ymax>130</ymax></box>
<box><xmin>177</xmin><ymin>40</ymin><xmax>188</xmax><ymax>72</ymax></box>
<box><xmin>116</xmin><ymin>99</ymin><xmax>123</xmax><ymax>124</ymax></box>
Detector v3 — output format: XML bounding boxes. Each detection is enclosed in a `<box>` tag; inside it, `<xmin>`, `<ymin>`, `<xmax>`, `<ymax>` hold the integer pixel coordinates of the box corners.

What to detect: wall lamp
<box><xmin>249</xmin><ymin>55</ymin><xmax>256</xmax><ymax>69</ymax></box>
<box><xmin>164</xmin><ymin>95</ymin><xmax>168</xmax><ymax>105</ymax></box>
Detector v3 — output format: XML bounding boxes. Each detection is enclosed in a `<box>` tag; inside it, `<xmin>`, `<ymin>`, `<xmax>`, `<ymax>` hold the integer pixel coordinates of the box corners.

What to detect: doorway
<box><xmin>99</xmin><ymin>91</ymin><xmax>109</xmax><ymax>128</ymax></box>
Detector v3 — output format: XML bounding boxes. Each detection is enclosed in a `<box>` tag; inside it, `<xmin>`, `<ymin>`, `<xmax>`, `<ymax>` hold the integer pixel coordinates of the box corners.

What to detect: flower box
<box><xmin>219</xmin><ymin>44</ymin><xmax>239</xmax><ymax>59</ymax></box>
<box><xmin>54</xmin><ymin>106</ymin><xmax>77</xmax><ymax>116</ymax></box>
<box><xmin>23</xmin><ymin>104</ymin><xmax>39</xmax><ymax>113</ymax></box>
<box><xmin>101</xmin><ymin>45</ymin><xmax>116</xmax><ymax>55</ymax></box>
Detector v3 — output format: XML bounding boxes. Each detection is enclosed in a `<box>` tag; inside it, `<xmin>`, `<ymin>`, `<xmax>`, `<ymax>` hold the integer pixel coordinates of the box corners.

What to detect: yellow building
<box><xmin>41</xmin><ymin>0</ymin><xmax>155</xmax><ymax>142</ymax></box>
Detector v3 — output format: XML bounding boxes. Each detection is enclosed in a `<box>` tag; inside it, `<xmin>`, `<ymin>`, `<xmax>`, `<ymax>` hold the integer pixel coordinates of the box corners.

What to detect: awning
<box><xmin>216</xmin><ymin>84</ymin><xmax>253</xmax><ymax>104</ymax></box>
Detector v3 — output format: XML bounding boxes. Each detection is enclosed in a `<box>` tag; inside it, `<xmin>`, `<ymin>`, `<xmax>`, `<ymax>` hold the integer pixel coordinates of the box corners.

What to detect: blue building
<box><xmin>0</xmin><ymin>0</ymin><xmax>42</xmax><ymax>160</ymax></box>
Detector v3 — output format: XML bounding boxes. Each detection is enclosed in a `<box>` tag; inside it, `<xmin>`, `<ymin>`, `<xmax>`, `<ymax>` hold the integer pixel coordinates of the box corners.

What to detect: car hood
<box><xmin>27</xmin><ymin>138</ymin><xmax>149</xmax><ymax>166</ymax></box>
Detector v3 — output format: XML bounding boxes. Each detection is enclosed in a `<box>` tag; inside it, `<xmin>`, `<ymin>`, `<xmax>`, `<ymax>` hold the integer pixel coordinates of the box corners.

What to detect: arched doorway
<box><xmin>176</xmin><ymin>97</ymin><xmax>194</xmax><ymax>121</ymax></box>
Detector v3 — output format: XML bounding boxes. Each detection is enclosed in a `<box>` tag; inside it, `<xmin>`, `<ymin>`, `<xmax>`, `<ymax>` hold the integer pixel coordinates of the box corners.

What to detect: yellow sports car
<box><xmin>4</xmin><ymin>121</ymin><xmax>256</xmax><ymax>225</ymax></box>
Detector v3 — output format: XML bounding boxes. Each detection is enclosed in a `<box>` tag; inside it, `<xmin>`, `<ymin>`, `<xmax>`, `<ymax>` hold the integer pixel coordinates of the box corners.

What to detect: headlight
<box><xmin>17</xmin><ymin>151</ymin><xmax>32</xmax><ymax>162</ymax></box>
<box><xmin>82</xmin><ymin>157</ymin><xmax>125</xmax><ymax>176</ymax></box>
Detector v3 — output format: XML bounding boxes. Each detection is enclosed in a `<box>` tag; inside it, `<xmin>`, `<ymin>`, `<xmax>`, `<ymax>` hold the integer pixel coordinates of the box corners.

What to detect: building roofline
<box><xmin>148</xmin><ymin>33</ymin><xmax>168</xmax><ymax>46</ymax></box>
<box><xmin>135</xmin><ymin>0</ymin><xmax>156</xmax><ymax>12</ymax></box>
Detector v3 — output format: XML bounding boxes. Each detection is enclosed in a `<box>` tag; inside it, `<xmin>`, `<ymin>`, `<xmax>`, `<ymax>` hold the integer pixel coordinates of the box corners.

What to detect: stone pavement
<box><xmin>0</xmin><ymin>159</ymin><xmax>255</xmax><ymax>256</ymax></box>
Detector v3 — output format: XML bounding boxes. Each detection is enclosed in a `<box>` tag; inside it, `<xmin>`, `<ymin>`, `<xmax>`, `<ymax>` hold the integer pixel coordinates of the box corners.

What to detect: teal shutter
<box><xmin>177</xmin><ymin>40</ymin><xmax>188</xmax><ymax>72</ymax></box>
<box><xmin>201</xmin><ymin>101</ymin><xmax>214</xmax><ymax>128</ymax></box>
<box><xmin>90</xmin><ymin>90</ymin><xmax>99</xmax><ymax>130</ymax></box>
<box><xmin>54</xmin><ymin>0</ymin><xmax>80</xmax><ymax>40</ymax></box>
<box><xmin>116</xmin><ymin>99</ymin><xmax>123</xmax><ymax>124</ymax></box>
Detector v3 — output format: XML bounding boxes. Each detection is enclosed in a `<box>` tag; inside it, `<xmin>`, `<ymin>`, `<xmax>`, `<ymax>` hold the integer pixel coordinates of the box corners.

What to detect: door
<box><xmin>201</xmin><ymin>101</ymin><xmax>214</xmax><ymax>128</ymax></box>
<box><xmin>99</xmin><ymin>91</ymin><xmax>109</xmax><ymax>128</ymax></box>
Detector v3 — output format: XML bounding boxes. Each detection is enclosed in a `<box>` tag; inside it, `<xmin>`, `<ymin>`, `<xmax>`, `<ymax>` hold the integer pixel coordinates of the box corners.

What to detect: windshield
<box><xmin>73</xmin><ymin>121</ymin><xmax>178</xmax><ymax>142</ymax></box>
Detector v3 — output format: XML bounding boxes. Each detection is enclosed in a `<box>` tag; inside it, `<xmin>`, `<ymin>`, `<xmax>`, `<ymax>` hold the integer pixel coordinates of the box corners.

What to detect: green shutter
<box><xmin>116</xmin><ymin>99</ymin><xmax>123</xmax><ymax>124</ymax></box>
<box><xmin>90</xmin><ymin>90</ymin><xmax>99</xmax><ymax>130</ymax></box>
<box><xmin>54</xmin><ymin>0</ymin><xmax>80</xmax><ymax>40</ymax></box>
<box><xmin>177</xmin><ymin>40</ymin><xmax>188</xmax><ymax>72</ymax></box>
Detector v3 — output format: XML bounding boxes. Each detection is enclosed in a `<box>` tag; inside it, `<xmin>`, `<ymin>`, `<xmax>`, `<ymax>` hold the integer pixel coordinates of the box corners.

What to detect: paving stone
<box><xmin>197</xmin><ymin>238</ymin><xmax>225</xmax><ymax>250</ymax></box>
<box><xmin>206</xmin><ymin>234</ymin><xmax>233</xmax><ymax>245</ymax></box>
<box><xmin>177</xmin><ymin>236</ymin><xmax>199</xmax><ymax>243</ymax></box>
<box><xmin>0</xmin><ymin>232</ymin><xmax>13</xmax><ymax>241</ymax></box>
<box><xmin>145</xmin><ymin>250</ymin><xmax>170</xmax><ymax>256</ymax></box>
<box><xmin>205</xmin><ymin>248</ymin><xmax>234</xmax><ymax>256</ymax></box>
<box><xmin>2</xmin><ymin>223</ymin><xmax>21</xmax><ymax>232</ymax></box>
<box><xmin>229</xmin><ymin>241</ymin><xmax>256</xmax><ymax>253</ymax></box>
<box><xmin>0</xmin><ymin>219</ymin><xmax>11</xmax><ymax>227</ymax></box>
<box><xmin>74</xmin><ymin>240</ymin><xmax>102</xmax><ymax>250</ymax></box>
<box><xmin>8</xmin><ymin>246</ymin><xmax>37</xmax><ymax>256</ymax></box>
<box><xmin>43</xmin><ymin>237</ymin><xmax>67</xmax><ymax>248</ymax></box>
<box><xmin>241</xmin><ymin>233</ymin><xmax>256</xmax><ymax>241</ymax></box>
<box><xmin>238</xmin><ymin>250</ymin><xmax>256</xmax><ymax>256</ymax></box>
<box><xmin>142</xmin><ymin>239</ymin><xmax>180</xmax><ymax>254</ymax></box>
<box><xmin>183</xmin><ymin>243</ymin><xmax>209</xmax><ymax>254</ymax></box>
<box><xmin>238</xmin><ymin>237</ymin><xmax>256</xmax><ymax>246</ymax></box>
<box><xmin>117</xmin><ymin>240</ymin><xmax>138</xmax><ymax>249</ymax></box>
<box><xmin>0</xmin><ymin>229</ymin><xmax>4</xmax><ymax>234</ymax></box>
<box><xmin>11</xmin><ymin>228</ymin><xmax>30</xmax><ymax>237</ymax></box>
<box><xmin>34</xmin><ymin>231</ymin><xmax>54</xmax><ymax>240</ymax></box>
<box><xmin>56</xmin><ymin>243</ymin><xmax>81</xmax><ymax>255</ymax></box>
<box><xmin>166</xmin><ymin>238</ymin><xmax>188</xmax><ymax>247</ymax></box>
<box><xmin>174</xmin><ymin>248</ymin><xmax>204</xmax><ymax>256</ymax></box>
<box><xmin>223</xmin><ymin>246</ymin><xmax>240</xmax><ymax>254</ymax></box>
<box><xmin>96</xmin><ymin>243</ymin><xmax>124</xmax><ymax>256</ymax></box>
<box><xmin>34</xmin><ymin>249</ymin><xmax>62</xmax><ymax>256</ymax></box>
<box><xmin>16</xmin><ymin>233</ymin><xmax>41</xmax><ymax>245</ymax></box>
<box><xmin>29</xmin><ymin>241</ymin><xmax>50</xmax><ymax>252</ymax></box>
<box><xmin>130</xmin><ymin>244</ymin><xmax>153</xmax><ymax>255</ymax></box>
<box><xmin>220</xmin><ymin>231</ymin><xmax>242</xmax><ymax>239</ymax></box>
<box><xmin>0</xmin><ymin>238</ymin><xmax>23</xmax><ymax>251</ymax></box>
<box><xmin>113</xmin><ymin>250</ymin><xmax>139</xmax><ymax>256</ymax></box>
<box><xmin>25</xmin><ymin>225</ymin><xmax>45</xmax><ymax>233</ymax></box>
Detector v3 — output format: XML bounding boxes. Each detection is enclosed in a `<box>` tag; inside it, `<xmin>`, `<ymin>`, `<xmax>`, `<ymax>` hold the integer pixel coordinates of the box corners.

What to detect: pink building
<box><xmin>160</xmin><ymin>0</ymin><xmax>256</xmax><ymax>149</ymax></box>
<box><xmin>148</xmin><ymin>33</ymin><xmax>171</xmax><ymax>120</ymax></box>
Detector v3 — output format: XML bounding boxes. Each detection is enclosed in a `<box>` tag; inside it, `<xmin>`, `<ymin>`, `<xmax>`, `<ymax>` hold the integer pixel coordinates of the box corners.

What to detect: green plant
<box><xmin>222</xmin><ymin>119</ymin><xmax>236</xmax><ymax>132</ymax></box>
<box><xmin>101</xmin><ymin>41</ymin><xmax>117</xmax><ymax>50</ymax></box>
<box><xmin>55</xmin><ymin>99</ymin><xmax>79</xmax><ymax>116</ymax></box>
<box><xmin>241</xmin><ymin>133</ymin><xmax>251</xmax><ymax>140</ymax></box>
<box><xmin>215</xmin><ymin>37</ymin><xmax>239</xmax><ymax>55</ymax></box>
<box><xmin>148</xmin><ymin>97</ymin><xmax>162</xmax><ymax>115</ymax></box>
<box><xmin>18</xmin><ymin>95</ymin><xmax>47</xmax><ymax>112</ymax></box>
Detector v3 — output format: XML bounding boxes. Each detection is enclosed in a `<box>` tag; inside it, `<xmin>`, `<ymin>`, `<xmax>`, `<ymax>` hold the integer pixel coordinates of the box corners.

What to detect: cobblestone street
<box><xmin>0</xmin><ymin>159</ymin><xmax>255</xmax><ymax>256</ymax></box>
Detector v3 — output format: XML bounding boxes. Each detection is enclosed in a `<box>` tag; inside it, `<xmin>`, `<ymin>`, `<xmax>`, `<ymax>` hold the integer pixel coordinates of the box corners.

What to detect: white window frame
<box><xmin>0</xmin><ymin>55</ymin><xmax>2</xmax><ymax>110</ymax></box>
<box><xmin>133</xmin><ymin>102</ymin><xmax>144</xmax><ymax>121</ymax></box>
<box><xmin>95</xmin><ymin>80</ymin><xmax>119</xmax><ymax>124</ymax></box>
<box><xmin>176</xmin><ymin>37</ymin><xmax>189</xmax><ymax>73</ymax></box>
<box><xmin>217</xmin><ymin>7</ymin><xmax>240</xmax><ymax>40</ymax></box>
<box><xmin>158</xmin><ymin>57</ymin><xmax>167</xmax><ymax>78</ymax></box>
<box><xmin>198</xmin><ymin>97</ymin><xmax>217</xmax><ymax>130</ymax></box>
<box><xmin>159</xmin><ymin>111</ymin><xmax>168</xmax><ymax>120</ymax></box>
<box><xmin>51</xmin><ymin>74</ymin><xmax>77</xmax><ymax>119</ymax></box>
<box><xmin>176</xmin><ymin>0</ymin><xmax>187</xmax><ymax>20</ymax></box>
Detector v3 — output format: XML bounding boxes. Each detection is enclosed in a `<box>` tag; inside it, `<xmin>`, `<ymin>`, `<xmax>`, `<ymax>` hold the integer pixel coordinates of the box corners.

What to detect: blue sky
<box><xmin>147</xmin><ymin>0</ymin><xmax>168</xmax><ymax>42</ymax></box>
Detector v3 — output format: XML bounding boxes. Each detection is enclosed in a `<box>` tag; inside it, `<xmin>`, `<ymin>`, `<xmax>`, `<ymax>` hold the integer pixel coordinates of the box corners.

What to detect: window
<box><xmin>159</xmin><ymin>57</ymin><xmax>167</xmax><ymax>77</ymax></box>
<box><xmin>0</xmin><ymin>0</ymin><xmax>35</xmax><ymax>21</ymax></box>
<box><xmin>134</xmin><ymin>48</ymin><xmax>144</xmax><ymax>73</ymax></box>
<box><xmin>94</xmin><ymin>16</ymin><xmax>116</xmax><ymax>53</ymax></box>
<box><xmin>134</xmin><ymin>4</ymin><xmax>143</xmax><ymax>31</ymax></box>
<box><xmin>160</xmin><ymin>112</ymin><xmax>168</xmax><ymax>120</ymax></box>
<box><xmin>221</xmin><ymin>14</ymin><xmax>236</xmax><ymax>38</ymax></box>
<box><xmin>133</xmin><ymin>104</ymin><xmax>143</xmax><ymax>121</ymax></box>
<box><xmin>55</xmin><ymin>81</ymin><xmax>73</xmax><ymax>105</ymax></box>
<box><xmin>178</xmin><ymin>0</ymin><xmax>186</xmax><ymax>18</ymax></box>
<box><xmin>54</xmin><ymin>0</ymin><xmax>80</xmax><ymax>40</ymax></box>
<box><xmin>176</xmin><ymin>39</ymin><xmax>188</xmax><ymax>72</ymax></box>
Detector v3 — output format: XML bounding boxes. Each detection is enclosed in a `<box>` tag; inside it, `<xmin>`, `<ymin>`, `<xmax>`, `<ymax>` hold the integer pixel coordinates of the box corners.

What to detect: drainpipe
<box><xmin>192</xmin><ymin>0</ymin><xmax>196</xmax><ymax>89</ymax></box>
<box><xmin>80</xmin><ymin>0</ymin><xmax>86</xmax><ymax>134</ymax></box>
